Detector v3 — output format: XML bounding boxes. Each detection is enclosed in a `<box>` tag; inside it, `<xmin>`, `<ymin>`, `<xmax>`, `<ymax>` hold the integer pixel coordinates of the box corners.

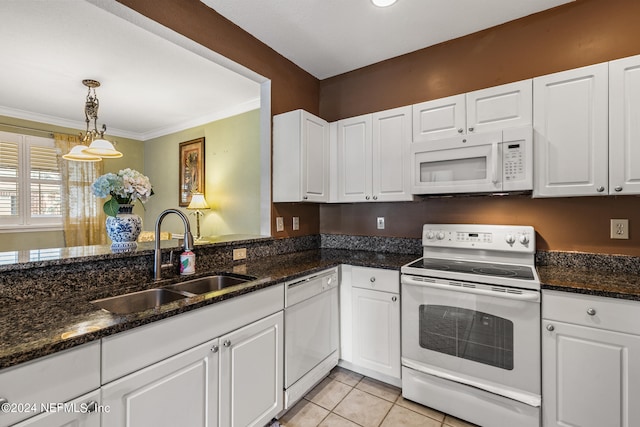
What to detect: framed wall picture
<box><xmin>178</xmin><ymin>137</ymin><xmax>205</xmax><ymax>207</ymax></box>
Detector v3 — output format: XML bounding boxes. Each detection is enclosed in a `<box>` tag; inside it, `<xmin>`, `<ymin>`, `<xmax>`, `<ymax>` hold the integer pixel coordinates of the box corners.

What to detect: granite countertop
<box><xmin>0</xmin><ymin>249</ymin><xmax>416</xmax><ymax>370</ymax></box>
<box><xmin>538</xmin><ymin>265</ymin><xmax>640</xmax><ymax>301</ymax></box>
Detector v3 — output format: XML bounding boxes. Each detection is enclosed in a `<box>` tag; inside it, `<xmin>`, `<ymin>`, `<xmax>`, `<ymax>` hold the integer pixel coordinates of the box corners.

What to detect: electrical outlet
<box><xmin>292</xmin><ymin>217</ymin><xmax>300</xmax><ymax>231</ymax></box>
<box><xmin>610</xmin><ymin>219</ymin><xmax>629</xmax><ymax>239</ymax></box>
<box><xmin>377</xmin><ymin>217</ymin><xmax>385</xmax><ymax>230</ymax></box>
<box><xmin>233</xmin><ymin>248</ymin><xmax>247</xmax><ymax>260</ymax></box>
<box><xmin>276</xmin><ymin>217</ymin><xmax>284</xmax><ymax>232</ymax></box>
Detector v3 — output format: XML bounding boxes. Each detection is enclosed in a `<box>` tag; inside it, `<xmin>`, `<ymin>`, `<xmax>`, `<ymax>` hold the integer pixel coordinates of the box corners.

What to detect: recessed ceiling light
<box><xmin>371</xmin><ymin>0</ymin><xmax>397</xmax><ymax>7</ymax></box>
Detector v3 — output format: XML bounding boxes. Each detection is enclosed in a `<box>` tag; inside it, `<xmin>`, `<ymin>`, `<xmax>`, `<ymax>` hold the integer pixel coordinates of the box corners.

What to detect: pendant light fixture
<box><xmin>63</xmin><ymin>79</ymin><xmax>123</xmax><ymax>161</ymax></box>
<box><xmin>371</xmin><ymin>0</ymin><xmax>397</xmax><ymax>7</ymax></box>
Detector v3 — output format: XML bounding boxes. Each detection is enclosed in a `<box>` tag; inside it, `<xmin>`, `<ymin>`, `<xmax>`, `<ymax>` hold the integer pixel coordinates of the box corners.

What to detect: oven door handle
<box><xmin>402</xmin><ymin>276</ymin><xmax>540</xmax><ymax>302</ymax></box>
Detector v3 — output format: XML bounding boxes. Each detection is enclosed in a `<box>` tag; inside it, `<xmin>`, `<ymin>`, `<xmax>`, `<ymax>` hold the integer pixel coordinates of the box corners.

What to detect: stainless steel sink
<box><xmin>91</xmin><ymin>288</ymin><xmax>188</xmax><ymax>314</ymax></box>
<box><xmin>164</xmin><ymin>274</ymin><xmax>255</xmax><ymax>295</ymax></box>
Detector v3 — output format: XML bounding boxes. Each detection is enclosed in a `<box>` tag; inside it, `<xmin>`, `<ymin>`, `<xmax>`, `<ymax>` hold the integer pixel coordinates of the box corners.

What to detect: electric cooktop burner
<box><xmin>405</xmin><ymin>258</ymin><xmax>535</xmax><ymax>280</ymax></box>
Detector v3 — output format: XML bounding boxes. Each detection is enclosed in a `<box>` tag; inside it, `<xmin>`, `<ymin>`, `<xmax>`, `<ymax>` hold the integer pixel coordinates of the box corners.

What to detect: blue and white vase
<box><xmin>106</xmin><ymin>204</ymin><xmax>142</xmax><ymax>251</ymax></box>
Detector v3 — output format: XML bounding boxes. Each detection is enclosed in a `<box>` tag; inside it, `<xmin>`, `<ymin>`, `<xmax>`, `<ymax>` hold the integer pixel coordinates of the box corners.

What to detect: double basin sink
<box><xmin>91</xmin><ymin>274</ymin><xmax>256</xmax><ymax>314</ymax></box>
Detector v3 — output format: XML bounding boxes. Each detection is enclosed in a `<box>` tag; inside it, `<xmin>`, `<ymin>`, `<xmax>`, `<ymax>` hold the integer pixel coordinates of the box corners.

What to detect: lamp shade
<box><xmin>83</xmin><ymin>138</ymin><xmax>123</xmax><ymax>158</ymax></box>
<box><xmin>187</xmin><ymin>193</ymin><xmax>210</xmax><ymax>210</ymax></box>
<box><xmin>62</xmin><ymin>145</ymin><xmax>102</xmax><ymax>162</ymax></box>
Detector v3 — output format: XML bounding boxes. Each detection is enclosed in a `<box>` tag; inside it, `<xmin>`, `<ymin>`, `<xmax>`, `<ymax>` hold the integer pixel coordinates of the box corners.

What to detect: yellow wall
<box><xmin>143</xmin><ymin>109</ymin><xmax>261</xmax><ymax>237</ymax></box>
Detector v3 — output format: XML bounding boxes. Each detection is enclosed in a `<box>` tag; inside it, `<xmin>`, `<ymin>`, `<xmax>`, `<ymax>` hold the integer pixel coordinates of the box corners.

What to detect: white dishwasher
<box><xmin>284</xmin><ymin>267</ymin><xmax>339</xmax><ymax>409</ymax></box>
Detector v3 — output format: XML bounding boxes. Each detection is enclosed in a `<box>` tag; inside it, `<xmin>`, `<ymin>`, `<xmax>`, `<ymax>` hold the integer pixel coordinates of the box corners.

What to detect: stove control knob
<box><xmin>436</xmin><ymin>232</ymin><xmax>445</xmax><ymax>240</ymax></box>
<box><xmin>426</xmin><ymin>231</ymin><xmax>435</xmax><ymax>240</ymax></box>
<box><xmin>519</xmin><ymin>234</ymin><xmax>529</xmax><ymax>245</ymax></box>
<box><xmin>505</xmin><ymin>234</ymin><xmax>516</xmax><ymax>245</ymax></box>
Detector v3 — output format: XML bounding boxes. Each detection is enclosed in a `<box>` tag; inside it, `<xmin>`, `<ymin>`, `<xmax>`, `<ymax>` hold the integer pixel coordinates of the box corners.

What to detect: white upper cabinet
<box><xmin>273</xmin><ymin>109</ymin><xmax>330</xmax><ymax>202</ymax></box>
<box><xmin>336</xmin><ymin>106</ymin><xmax>413</xmax><ymax>202</ymax></box>
<box><xmin>609</xmin><ymin>54</ymin><xmax>640</xmax><ymax>195</ymax></box>
<box><xmin>533</xmin><ymin>63</ymin><xmax>609</xmax><ymax>197</ymax></box>
<box><xmin>412</xmin><ymin>80</ymin><xmax>532</xmax><ymax>142</ymax></box>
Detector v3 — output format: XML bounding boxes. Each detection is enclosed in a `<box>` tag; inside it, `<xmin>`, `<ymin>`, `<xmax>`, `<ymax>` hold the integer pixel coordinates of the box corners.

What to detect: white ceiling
<box><xmin>0</xmin><ymin>1</ymin><xmax>261</xmax><ymax>141</ymax></box>
<box><xmin>201</xmin><ymin>0</ymin><xmax>574</xmax><ymax>79</ymax></box>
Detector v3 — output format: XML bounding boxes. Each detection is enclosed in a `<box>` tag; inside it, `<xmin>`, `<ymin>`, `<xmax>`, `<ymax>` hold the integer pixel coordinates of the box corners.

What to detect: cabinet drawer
<box><xmin>0</xmin><ymin>342</ymin><xmax>100</xmax><ymax>427</ymax></box>
<box><xmin>543</xmin><ymin>290</ymin><xmax>640</xmax><ymax>335</ymax></box>
<box><xmin>352</xmin><ymin>266</ymin><xmax>399</xmax><ymax>293</ymax></box>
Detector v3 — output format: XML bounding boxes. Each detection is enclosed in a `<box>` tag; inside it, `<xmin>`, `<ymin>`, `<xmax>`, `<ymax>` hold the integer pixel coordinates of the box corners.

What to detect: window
<box><xmin>0</xmin><ymin>131</ymin><xmax>62</xmax><ymax>230</ymax></box>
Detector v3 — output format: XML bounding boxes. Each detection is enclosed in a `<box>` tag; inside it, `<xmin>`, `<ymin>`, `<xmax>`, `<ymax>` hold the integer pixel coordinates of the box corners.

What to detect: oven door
<box><xmin>401</xmin><ymin>274</ymin><xmax>541</xmax><ymax>405</ymax></box>
<box><xmin>411</xmin><ymin>131</ymin><xmax>502</xmax><ymax>195</ymax></box>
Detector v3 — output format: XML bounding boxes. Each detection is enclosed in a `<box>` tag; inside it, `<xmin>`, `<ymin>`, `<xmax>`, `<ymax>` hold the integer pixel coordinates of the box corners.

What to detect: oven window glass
<box><xmin>419</xmin><ymin>157</ymin><xmax>487</xmax><ymax>183</ymax></box>
<box><xmin>419</xmin><ymin>305</ymin><xmax>513</xmax><ymax>370</ymax></box>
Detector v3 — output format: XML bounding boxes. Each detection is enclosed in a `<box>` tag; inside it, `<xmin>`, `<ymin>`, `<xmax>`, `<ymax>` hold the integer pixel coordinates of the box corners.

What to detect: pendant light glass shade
<box><xmin>62</xmin><ymin>145</ymin><xmax>102</xmax><ymax>162</ymax></box>
<box><xmin>371</xmin><ymin>0</ymin><xmax>397</xmax><ymax>6</ymax></box>
<box><xmin>83</xmin><ymin>138</ymin><xmax>123</xmax><ymax>158</ymax></box>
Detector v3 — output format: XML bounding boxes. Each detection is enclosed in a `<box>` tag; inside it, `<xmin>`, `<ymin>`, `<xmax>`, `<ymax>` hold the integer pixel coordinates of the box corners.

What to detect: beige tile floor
<box><xmin>275</xmin><ymin>367</ymin><xmax>479</xmax><ymax>427</ymax></box>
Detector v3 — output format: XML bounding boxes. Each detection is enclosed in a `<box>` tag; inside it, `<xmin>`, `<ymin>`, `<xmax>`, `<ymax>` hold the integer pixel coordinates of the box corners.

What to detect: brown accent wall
<box><xmin>317</xmin><ymin>0</ymin><xmax>640</xmax><ymax>256</ymax></box>
<box><xmin>118</xmin><ymin>0</ymin><xmax>640</xmax><ymax>255</ymax></box>
<box><xmin>319</xmin><ymin>0</ymin><xmax>640</xmax><ymax>121</ymax></box>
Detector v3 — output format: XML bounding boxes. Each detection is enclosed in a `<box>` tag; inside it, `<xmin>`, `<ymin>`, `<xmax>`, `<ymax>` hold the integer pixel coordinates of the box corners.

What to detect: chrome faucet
<box><xmin>154</xmin><ymin>209</ymin><xmax>195</xmax><ymax>281</ymax></box>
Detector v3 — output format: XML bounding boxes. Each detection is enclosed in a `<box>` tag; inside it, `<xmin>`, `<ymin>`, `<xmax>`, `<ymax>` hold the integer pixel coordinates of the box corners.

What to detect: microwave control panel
<box><xmin>502</xmin><ymin>143</ymin><xmax>525</xmax><ymax>182</ymax></box>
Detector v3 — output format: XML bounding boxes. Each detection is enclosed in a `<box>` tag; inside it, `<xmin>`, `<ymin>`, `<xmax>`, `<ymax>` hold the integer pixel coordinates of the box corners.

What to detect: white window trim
<box><xmin>0</xmin><ymin>131</ymin><xmax>63</xmax><ymax>230</ymax></box>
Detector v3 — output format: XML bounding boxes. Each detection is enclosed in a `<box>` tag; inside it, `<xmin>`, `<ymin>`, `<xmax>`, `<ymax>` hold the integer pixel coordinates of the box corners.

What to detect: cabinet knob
<box><xmin>615</xmin><ymin>186</ymin><xmax>623</xmax><ymax>192</ymax></box>
<box><xmin>211</xmin><ymin>345</ymin><xmax>219</xmax><ymax>353</ymax></box>
<box><xmin>373</xmin><ymin>195</ymin><xmax>378</xmax><ymax>200</ymax></box>
<box><xmin>458</xmin><ymin>128</ymin><xmax>464</xmax><ymax>134</ymax></box>
<box><xmin>223</xmin><ymin>340</ymin><xmax>231</xmax><ymax>347</ymax></box>
<box><xmin>596</xmin><ymin>186</ymin><xmax>605</xmax><ymax>193</ymax></box>
<box><xmin>468</xmin><ymin>127</ymin><xmax>474</xmax><ymax>132</ymax></box>
<box><xmin>587</xmin><ymin>308</ymin><xmax>596</xmax><ymax>316</ymax></box>
<box><xmin>392</xmin><ymin>296</ymin><xmax>397</xmax><ymax>302</ymax></box>
<box><xmin>85</xmin><ymin>400</ymin><xmax>98</xmax><ymax>413</ymax></box>
<box><xmin>462</xmin><ymin>139</ymin><xmax>467</xmax><ymax>143</ymax></box>
<box><xmin>370</xmin><ymin>277</ymin><xmax>376</xmax><ymax>283</ymax></box>
<box><xmin>546</xmin><ymin>324</ymin><xmax>555</xmax><ymax>331</ymax></box>
<box><xmin>365</xmin><ymin>195</ymin><xmax>370</xmax><ymax>200</ymax></box>
<box><xmin>303</xmin><ymin>195</ymin><xmax>308</xmax><ymax>200</ymax></box>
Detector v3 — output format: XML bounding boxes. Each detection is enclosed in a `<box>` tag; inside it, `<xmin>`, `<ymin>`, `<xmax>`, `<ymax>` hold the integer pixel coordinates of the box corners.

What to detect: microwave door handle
<box><xmin>491</xmin><ymin>143</ymin><xmax>499</xmax><ymax>184</ymax></box>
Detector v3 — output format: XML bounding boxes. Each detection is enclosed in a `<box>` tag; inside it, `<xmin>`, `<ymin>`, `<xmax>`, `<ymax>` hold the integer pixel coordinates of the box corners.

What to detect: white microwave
<box><xmin>410</xmin><ymin>127</ymin><xmax>532</xmax><ymax>195</ymax></box>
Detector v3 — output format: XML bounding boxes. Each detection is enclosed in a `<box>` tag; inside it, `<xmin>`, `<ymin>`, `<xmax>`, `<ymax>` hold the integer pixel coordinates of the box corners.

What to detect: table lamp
<box><xmin>186</xmin><ymin>192</ymin><xmax>210</xmax><ymax>241</ymax></box>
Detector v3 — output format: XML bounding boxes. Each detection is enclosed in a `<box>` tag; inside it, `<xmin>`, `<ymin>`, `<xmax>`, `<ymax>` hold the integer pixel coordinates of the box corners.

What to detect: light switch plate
<box><xmin>276</xmin><ymin>217</ymin><xmax>284</xmax><ymax>232</ymax></box>
<box><xmin>377</xmin><ymin>217</ymin><xmax>385</xmax><ymax>230</ymax></box>
<box><xmin>292</xmin><ymin>217</ymin><xmax>299</xmax><ymax>231</ymax></box>
<box><xmin>610</xmin><ymin>219</ymin><xmax>629</xmax><ymax>239</ymax></box>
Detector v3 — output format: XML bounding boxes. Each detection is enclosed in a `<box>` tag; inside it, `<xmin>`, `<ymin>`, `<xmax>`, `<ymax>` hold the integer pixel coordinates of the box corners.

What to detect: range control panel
<box><xmin>423</xmin><ymin>224</ymin><xmax>535</xmax><ymax>253</ymax></box>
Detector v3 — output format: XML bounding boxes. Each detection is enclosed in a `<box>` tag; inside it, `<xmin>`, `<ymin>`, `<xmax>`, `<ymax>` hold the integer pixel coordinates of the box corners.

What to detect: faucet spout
<box><xmin>154</xmin><ymin>209</ymin><xmax>195</xmax><ymax>280</ymax></box>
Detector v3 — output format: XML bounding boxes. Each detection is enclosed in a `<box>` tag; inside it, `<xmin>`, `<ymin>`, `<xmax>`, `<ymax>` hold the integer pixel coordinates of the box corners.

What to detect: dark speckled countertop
<box><xmin>538</xmin><ymin>266</ymin><xmax>640</xmax><ymax>300</ymax></box>
<box><xmin>0</xmin><ymin>249</ymin><xmax>415</xmax><ymax>370</ymax></box>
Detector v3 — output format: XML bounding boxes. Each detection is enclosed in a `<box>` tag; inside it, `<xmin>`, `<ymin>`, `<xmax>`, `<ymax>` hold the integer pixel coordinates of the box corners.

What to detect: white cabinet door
<box><xmin>533</xmin><ymin>63</ymin><xmax>609</xmax><ymax>197</ymax></box>
<box><xmin>609</xmin><ymin>54</ymin><xmax>640</xmax><ymax>195</ymax></box>
<box><xmin>11</xmin><ymin>390</ymin><xmax>101</xmax><ymax>427</ymax></box>
<box><xmin>273</xmin><ymin>109</ymin><xmax>329</xmax><ymax>202</ymax></box>
<box><xmin>372</xmin><ymin>106</ymin><xmax>413</xmax><ymax>202</ymax></box>
<box><xmin>466</xmin><ymin>79</ymin><xmax>532</xmax><ymax>134</ymax></box>
<box><xmin>542</xmin><ymin>320</ymin><xmax>640</xmax><ymax>427</ymax></box>
<box><xmin>412</xmin><ymin>80</ymin><xmax>531</xmax><ymax>142</ymax></box>
<box><xmin>102</xmin><ymin>338</ymin><xmax>219</xmax><ymax>427</ymax></box>
<box><xmin>412</xmin><ymin>94</ymin><xmax>466</xmax><ymax>141</ymax></box>
<box><xmin>337</xmin><ymin>114</ymin><xmax>372</xmax><ymax>202</ymax></box>
<box><xmin>219</xmin><ymin>311</ymin><xmax>283</xmax><ymax>427</ymax></box>
<box><xmin>351</xmin><ymin>287</ymin><xmax>401</xmax><ymax>380</ymax></box>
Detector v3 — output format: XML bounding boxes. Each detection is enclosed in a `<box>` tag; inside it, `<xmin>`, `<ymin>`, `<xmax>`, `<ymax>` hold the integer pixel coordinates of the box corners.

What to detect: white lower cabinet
<box><xmin>102</xmin><ymin>339</ymin><xmax>219</xmax><ymax>427</ymax></box>
<box><xmin>0</xmin><ymin>342</ymin><xmax>100</xmax><ymax>427</ymax></box>
<box><xmin>100</xmin><ymin>284</ymin><xmax>285</xmax><ymax>427</ymax></box>
<box><xmin>542</xmin><ymin>290</ymin><xmax>640</xmax><ymax>427</ymax></box>
<box><xmin>339</xmin><ymin>265</ymin><xmax>401</xmax><ymax>386</ymax></box>
<box><xmin>11</xmin><ymin>390</ymin><xmax>101</xmax><ymax>427</ymax></box>
<box><xmin>351</xmin><ymin>287</ymin><xmax>400</xmax><ymax>380</ymax></box>
<box><xmin>219</xmin><ymin>312</ymin><xmax>283</xmax><ymax>427</ymax></box>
